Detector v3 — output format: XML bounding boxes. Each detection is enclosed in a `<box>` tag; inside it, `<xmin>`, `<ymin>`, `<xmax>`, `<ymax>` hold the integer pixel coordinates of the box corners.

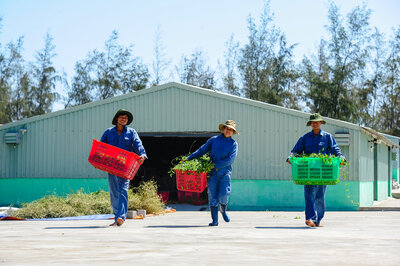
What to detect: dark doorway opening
<box><xmin>131</xmin><ymin>132</ymin><xmax>218</xmax><ymax>204</ymax></box>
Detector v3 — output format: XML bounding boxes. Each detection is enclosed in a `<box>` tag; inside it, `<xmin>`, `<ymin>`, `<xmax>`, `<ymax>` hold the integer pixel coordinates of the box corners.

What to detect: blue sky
<box><xmin>0</xmin><ymin>0</ymin><xmax>399</xmax><ymax>109</ymax></box>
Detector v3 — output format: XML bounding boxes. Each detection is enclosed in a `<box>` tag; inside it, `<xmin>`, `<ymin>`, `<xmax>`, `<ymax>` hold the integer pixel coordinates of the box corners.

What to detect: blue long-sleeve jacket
<box><xmin>290</xmin><ymin>130</ymin><xmax>343</xmax><ymax>157</ymax></box>
<box><xmin>187</xmin><ymin>134</ymin><xmax>238</xmax><ymax>175</ymax></box>
<box><xmin>101</xmin><ymin>126</ymin><xmax>147</xmax><ymax>158</ymax></box>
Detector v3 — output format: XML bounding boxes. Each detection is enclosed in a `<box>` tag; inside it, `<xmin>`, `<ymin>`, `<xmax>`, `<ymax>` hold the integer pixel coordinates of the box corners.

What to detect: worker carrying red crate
<box><xmin>186</xmin><ymin>120</ymin><xmax>239</xmax><ymax>226</ymax></box>
<box><xmin>100</xmin><ymin>109</ymin><xmax>147</xmax><ymax>227</ymax></box>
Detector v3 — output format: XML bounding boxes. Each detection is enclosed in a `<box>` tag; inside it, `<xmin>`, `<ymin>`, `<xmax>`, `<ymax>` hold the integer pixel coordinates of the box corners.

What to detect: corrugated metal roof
<box><xmin>362</xmin><ymin>127</ymin><xmax>399</xmax><ymax>148</ymax></box>
<box><xmin>0</xmin><ymin>82</ymin><xmax>361</xmax><ymax>131</ymax></box>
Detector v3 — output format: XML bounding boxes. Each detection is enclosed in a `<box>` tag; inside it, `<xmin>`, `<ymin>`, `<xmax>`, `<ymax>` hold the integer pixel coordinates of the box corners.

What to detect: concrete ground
<box><xmin>1</xmin><ymin>211</ymin><xmax>400</xmax><ymax>265</ymax></box>
<box><xmin>359</xmin><ymin>195</ymin><xmax>400</xmax><ymax>211</ymax></box>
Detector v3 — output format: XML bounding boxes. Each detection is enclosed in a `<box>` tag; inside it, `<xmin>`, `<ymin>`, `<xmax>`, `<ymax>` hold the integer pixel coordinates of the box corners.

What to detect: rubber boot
<box><xmin>209</xmin><ymin>206</ymin><xmax>219</xmax><ymax>226</ymax></box>
<box><xmin>220</xmin><ymin>204</ymin><xmax>230</xmax><ymax>222</ymax></box>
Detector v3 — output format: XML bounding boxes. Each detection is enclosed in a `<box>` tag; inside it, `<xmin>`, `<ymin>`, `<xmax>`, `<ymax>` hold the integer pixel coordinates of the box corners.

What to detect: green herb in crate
<box><xmin>169</xmin><ymin>154</ymin><xmax>214</xmax><ymax>177</ymax></box>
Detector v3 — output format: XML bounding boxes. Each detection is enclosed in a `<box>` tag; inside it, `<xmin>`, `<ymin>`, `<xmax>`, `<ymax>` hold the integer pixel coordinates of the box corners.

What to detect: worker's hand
<box><xmin>286</xmin><ymin>158</ymin><xmax>291</xmax><ymax>165</ymax></box>
<box><xmin>340</xmin><ymin>157</ymin><xmax>345</xmax><ymax>165</ymax></box>
<box><xmin>138</xmin><ymin>156</ymin><xmax>146</xmax><ymax>164</ymax></box>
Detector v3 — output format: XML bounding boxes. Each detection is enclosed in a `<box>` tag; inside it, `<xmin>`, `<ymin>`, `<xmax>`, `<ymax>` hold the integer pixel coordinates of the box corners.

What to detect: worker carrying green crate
<box><xmin>287</xmin><ymin>113</ymin><xmax>345</xmax><ymax>228</ymax></box>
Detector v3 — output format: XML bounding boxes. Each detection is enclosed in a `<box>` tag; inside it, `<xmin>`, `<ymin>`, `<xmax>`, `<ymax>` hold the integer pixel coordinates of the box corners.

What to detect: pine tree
<box><xmin>302</xmin><ymin>3</ymin><xmax>371</xmax><ymax>123</ymax></box>
<box><xmin>221</xmin><ymin>34</ymin><xmax>241</xmax><ymax>96</ymax></box>
<box><xmin>177</xmin><ymin>49</ymin><xmax>216</xmax><ymax>90</ymax></box>
<box><xmin>378</xmin><ymin>26</ymin><xmax>400</xmax><ymax>135</ymax></box>
<box><xmin>238</xmin><ymin>1</ymin><xmax>298</xmax><ymax>107</ymax></box>
<box><xmin>151</xmin><ymin>26</ymin><xmax>171</xmax><ymax>86</ymax></box>
<box><xmin>30</xmin><ymin>32</ymin><xmax>59</xmax><ymax>116</ymax></box>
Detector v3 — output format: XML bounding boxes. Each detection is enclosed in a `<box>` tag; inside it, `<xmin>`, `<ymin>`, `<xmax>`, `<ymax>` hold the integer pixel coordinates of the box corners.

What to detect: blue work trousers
<box><xmin>304</xmin><ymin>185</ymin><xmax>327</xmax><ymax>224</ymax></box>
<box><xmin>207</xmin><ymin>173</ymin><xmax>231</xmax><ymax>207</ymax></box>
<box><xmin>108</xmin><ymin>174</ymin><xmax>130</xmax><ymax>222</ymax></box>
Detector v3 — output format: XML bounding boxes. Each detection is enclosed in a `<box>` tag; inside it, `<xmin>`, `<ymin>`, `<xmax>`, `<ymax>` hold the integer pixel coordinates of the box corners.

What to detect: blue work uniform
<box><xmin>101</xmin><ymin>126</ymin><xmax>147</xmax><ymax>222</ymax></box>
<box><xmin>187</xmin><ymin>134</ymin><xmax>238</xmax><ymax>207</ymax></box>
<box><xmin>290</xmin><ymin>129</ymin><xmax>344</xmax><ymax>225</ymax></box>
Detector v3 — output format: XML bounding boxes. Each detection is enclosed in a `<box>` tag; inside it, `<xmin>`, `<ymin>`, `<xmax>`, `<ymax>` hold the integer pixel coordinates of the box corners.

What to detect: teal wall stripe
<box><xmin>229</xmin><ymin>179</ymin><xmax>362</xmax><ymax>211</ymax></box>
<box><xmin>0</xmin><ymin>178</ymin><xmax>109</xmax><ymax>206</ymax></box>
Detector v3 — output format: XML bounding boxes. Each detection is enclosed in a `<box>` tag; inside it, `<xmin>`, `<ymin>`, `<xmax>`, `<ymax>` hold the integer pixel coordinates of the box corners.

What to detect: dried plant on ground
<box><xmin>13</xmin><ymin>180</ymin><xmax>164</xmax><ymax>219</ymax></box>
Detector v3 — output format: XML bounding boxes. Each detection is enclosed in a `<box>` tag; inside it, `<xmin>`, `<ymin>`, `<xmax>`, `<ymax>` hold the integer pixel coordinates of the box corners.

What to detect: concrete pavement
<box><xmin>360</xmin><ymin>197</ymin><xmax>400</xmax><ymax>211</ymax></box>
<box><xmin>1</xmin><ymin>211</ymin><xmax>400</xmax><ymax>265</ymax></box>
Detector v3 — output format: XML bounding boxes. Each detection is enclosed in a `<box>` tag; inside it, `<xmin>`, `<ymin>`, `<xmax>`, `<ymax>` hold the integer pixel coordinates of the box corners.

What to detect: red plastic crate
<box><xmin>157</xmin><ymin>192</ymin><xmax>170</xmax><ymax>203</ymax></box>
<box><xmin>177</xmin><ymin>191</ymin><xmax>201</xmax><ymax>201</ymax></box>
<box><xmin>175</xmin><ymin>170</ymin><xmax>207</xmax><ymax>193</ymax></box>
<box><xmin>88</xmin><ymin>139</ymin><xmax>142</xmax><ymax>180</ymax></box>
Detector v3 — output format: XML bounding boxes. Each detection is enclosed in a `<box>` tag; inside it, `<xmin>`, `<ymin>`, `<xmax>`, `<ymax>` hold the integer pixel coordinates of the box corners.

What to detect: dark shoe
<box><xmin>117</xmin><ymin>218</ymin><xmax>124</xmax><ymax>226</ymax></box>
<box><xmin>209</xmin><ymin>206</ymin><xmax>219</xmax><ymax>226</ymax></box>
<box><xmin>305</xmin><ymin>220</ymin><xmax>316</xmax><ymax>227</ymax></box>
<box><xmin>219</xmin><ymin>204</ymin><xmax>230</xmax><ymax>222</ymax></box>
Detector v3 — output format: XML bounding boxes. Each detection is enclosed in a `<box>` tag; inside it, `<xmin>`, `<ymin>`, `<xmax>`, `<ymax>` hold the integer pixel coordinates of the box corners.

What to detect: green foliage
<box><xmin>377</xmin><ymin>26</ymin><xmax>400</xmax><ymax>136</ymax></box>
<box><xmin>222</xmin><ymin>34</ymin><xmax>241</xmax><ymax>96</ymax></box>
<box><xmin>290</xmin><ymin>152</ymin><xmax>345</xmax><ymax>163</ymax></box>
<box><xmin>169</xmin><ymin>154</ymin><xmax>214</xmax><ymax>177</ymax></box>
<box><xmin>302</xmin><ymin>3</ymin><xmax>371</xmax><ymax>123</ymax></box>
<box><xmin>178</xmin><ymin>49</ymin><xmax>216</xmax><ymax>90</ymax></box>
<box><xmin>30</xmin><ymin>32</ymin><xmax>59</xmax><ymax>116</ymax></box>
<box><xmin>64</xmin><ymin>61</ymin><xmax>93</xmax><ymax>107</ymax></box>
<box><xmin>237</xmin><ymin>1</ymin><xmax>299</xmax><ymax>109</ymax></box>
<box><xmin>65</xmin><ymin>30</ymin><xmax>149</xmax><ymax>107</ymax></box>
<box><xmin>151</xmin><ymin>26</ymin><xmax>171</xmax><ymax>86</ymax></box>
<box><xmin>0</xmin><ymin>31</ymin><xmax>59</xmax><ymax>122</ymax></box>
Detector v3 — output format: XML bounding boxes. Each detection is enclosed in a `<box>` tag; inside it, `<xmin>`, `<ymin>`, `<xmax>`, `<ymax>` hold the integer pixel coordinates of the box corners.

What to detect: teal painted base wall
<box><xmin>376</xmin><ymin>180</ymin><xmax>389</xmax><ymax>201</ymax></box>
<box><xmin>393</xmin><ymin>168</ymin><xmax>399</xmax><ymax>183</ymax></box>
<box><xmin>0</xmin><ymin>178</ymin><xmax>109</xmax><ymax>206</ymax></box>
<box><xmin>229</xmin><ymin>180</ymin><xmax>361</xmax><ymax>211</ymax></box>
<box><xmin>359</xmin><ymin>181</ymin><xmax>374</xmax><ymax>207</ymax></box>
<box><xmin>0</xmin><ymin>178</ymin><xmax>380</xmax><ymax>210</ymax></box>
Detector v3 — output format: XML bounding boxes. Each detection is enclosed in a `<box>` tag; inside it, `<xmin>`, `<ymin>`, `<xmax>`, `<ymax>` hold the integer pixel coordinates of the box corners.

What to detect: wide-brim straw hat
<box><xmin>219</xmin><ymin>120</ymin><xmax>239</xmax><ymax>135</ymax></box>
<box><xmin>306</xmin><ymin>113</ymin><xmax>326</xmax><ymax>126</ymax></box>
<box><xmin>112</xmin><ymin>109</ymin><xmax>133</xmax><ymax>125</ymax></box>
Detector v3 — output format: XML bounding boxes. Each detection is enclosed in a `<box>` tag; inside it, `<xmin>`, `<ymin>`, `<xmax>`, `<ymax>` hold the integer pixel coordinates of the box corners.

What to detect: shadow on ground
<box><xmin>255</xmin><ymin>226</ymin><xmax>315</xmax><ymax>230</ymax></box>
<box><xmin>45</xmin><ymin>226</ymin><xmax>108</xmax><ymax>229</ymax></box>
<box><xmin>146</xmin><ymin>225</ymin><xmax>209</xmax><ymax>228</ymax></box>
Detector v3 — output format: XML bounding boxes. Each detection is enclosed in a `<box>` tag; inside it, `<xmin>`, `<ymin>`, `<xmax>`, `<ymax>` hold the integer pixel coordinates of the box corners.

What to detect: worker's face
<box><xmin>223</xmin><ymin>127</ymin><xmax>234</xmax><ymax>138</ymax></box>
<box><xmin>310</xmin><ymin>121</ymin><xmax>323</xmax><ymax>131</ymax></box>
<box><xmin>117</xmin><ymin>115</ymin><xmax>128</xmax><ymax>126</ymax></box>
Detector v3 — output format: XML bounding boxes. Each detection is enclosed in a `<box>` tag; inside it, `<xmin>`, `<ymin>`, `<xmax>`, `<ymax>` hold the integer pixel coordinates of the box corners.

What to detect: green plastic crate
<box><xmin>290</xmin><ymin>157</ymin><xmax>341</xmax><ymax>185</ymax></box>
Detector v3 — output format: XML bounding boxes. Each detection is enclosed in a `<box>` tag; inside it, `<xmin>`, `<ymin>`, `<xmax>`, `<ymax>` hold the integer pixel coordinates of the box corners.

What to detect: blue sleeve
<box><xmin>100</xmin><ymin>130</ymin><xmax>108</xmax><ymax>143</ymax></box>
<box><xmin>290</xmin><ymin>136</ymin><xmax>305</xmax><ymax>156</ymax></box>
<box><xmin>329</xmin><ymin>135</ymin><xmax>344</xmax><ymax>158</ymax></box>
<box><xmin>132</xmin><ymin>131</ymin><xmax>147</xmax><ymax>158</ymax></box>
<box><xmin>214</xmin><ymin>142</ymin><xmax>238</xmax><ymax>169</ymax></box>
<box><xmin>187</xmin><ymin>138</ymin><xmax>213</xmax><ymax>160</ymax></box>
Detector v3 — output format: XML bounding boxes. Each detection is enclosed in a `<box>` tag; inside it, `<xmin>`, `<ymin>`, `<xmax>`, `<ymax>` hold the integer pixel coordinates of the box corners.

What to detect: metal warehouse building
<box><xmin>383</xmin><ymin>134</ymin><xmax>399</xmax><ymax>184</ymax></box>
<box><xmin>0</xmin><ymin>82</ymin><xmax>398</xmax><ymax>210</ymax></box>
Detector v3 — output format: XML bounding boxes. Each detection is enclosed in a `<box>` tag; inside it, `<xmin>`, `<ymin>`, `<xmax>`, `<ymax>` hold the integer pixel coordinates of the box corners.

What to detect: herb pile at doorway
<box><xmin>169</xmin><ymin>154</ymin><xmax>214</xmax><ymax>177</ymax></box>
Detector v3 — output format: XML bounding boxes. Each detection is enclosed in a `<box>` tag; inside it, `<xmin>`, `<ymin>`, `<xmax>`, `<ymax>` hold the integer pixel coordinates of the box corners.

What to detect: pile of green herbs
<box><xmin>290</xmin><ymin>153</ymin><xmax>347</xmax><ymax>165</ymax></box>
<box><xmin>12</xmin><ymin>180</ymin><xmax>164</xmax><ymax>219</ymax></box>
<box><xmin>169</xmin><ymin>154</ymin><xmax>214</xmax><ymax>177</ymax></box>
